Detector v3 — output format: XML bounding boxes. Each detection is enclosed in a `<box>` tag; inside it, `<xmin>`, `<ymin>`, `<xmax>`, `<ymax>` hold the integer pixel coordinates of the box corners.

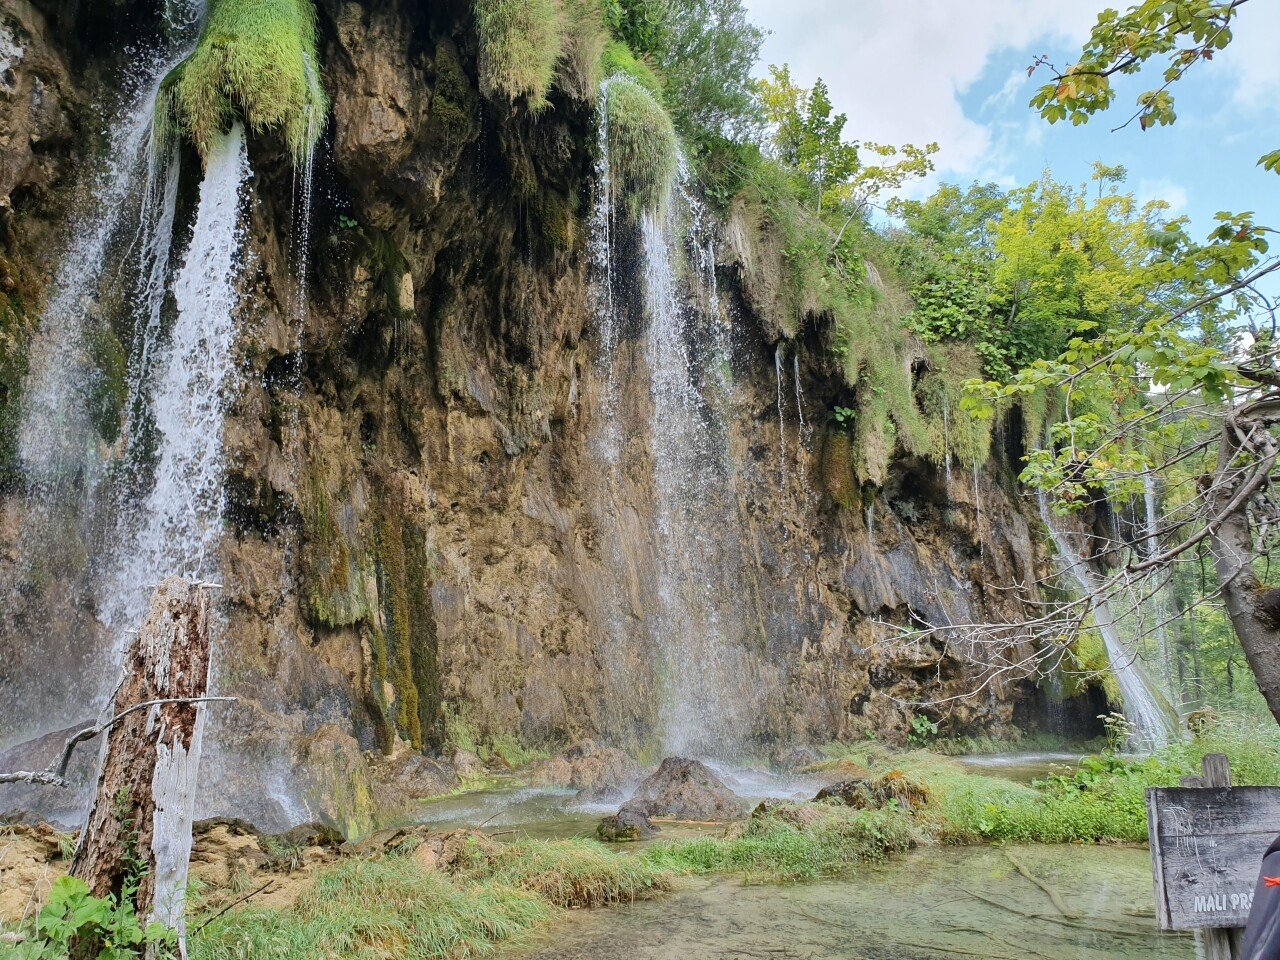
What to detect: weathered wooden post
<box><xmin>70</xmin><ymin>577</ymin><xmax>213</xmax><ymax>957</ymax></box>
<box><xmin>1147</xmin><ymin>753</ymin><xmax>1280</xmax><ymax>960</ymax></box>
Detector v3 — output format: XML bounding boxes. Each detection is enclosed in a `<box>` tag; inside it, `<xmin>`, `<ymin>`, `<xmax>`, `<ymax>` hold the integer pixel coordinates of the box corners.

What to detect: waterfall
<box><xmin>942</xmin><ymin>404</ymin><xmax>952</xmax><ymax>488</ymax></box>
<box><xmin>1038</xmin><ymin>492</ymin><xmax>1178</xmax><ymax>749</ymax></box>
<box><xmin>1142</xmin><ymin>474</ymin><xmax>1177</xmax><ymax>704</ymax></box>
<box><xmin>0</xmin><ymin>30</ymin><xmax>202</xmax><ymax>748</ymax></box>
<box><xmin>774</xmin><ymin>342</ymin><xmax>787</xmax><ymax>480</ymax></box>
<box><xmin>641</xmin><ymin>201</ymin><xmax>751</xmax><ymax>756</ymax></box>
<box><xmin>101</xmin><ymin>124</ymin><xmax>250</xmax><ymax>645</ymax></box>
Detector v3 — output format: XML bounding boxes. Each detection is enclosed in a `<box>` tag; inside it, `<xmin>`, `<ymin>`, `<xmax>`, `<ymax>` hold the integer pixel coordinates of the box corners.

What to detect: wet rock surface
<box><xmin>530</xmin><ymin>742</ymin><xmax>639</xmax><ymax>793</ymax></box>
<box><xmin>617</xmin><ymin>758</ymin><xmax>749</xmax><ymax>822</ymax></box>
<box><xmin>597</xmin><ymin>808</ymin><xmax>657</xmax><ymax>842</ymax></box>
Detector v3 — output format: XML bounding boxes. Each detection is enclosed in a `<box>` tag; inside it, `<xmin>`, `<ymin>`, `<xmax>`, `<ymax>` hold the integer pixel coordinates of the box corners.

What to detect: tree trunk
<box><xmin>1208</xmin><ymin>403</ymin><xmax>1280</xmax><ymax>726</ymax></box>
<box><xmin>70</xmin><ymin>577</ymin><xmax>212</xmax><ymax>955</ymax></box>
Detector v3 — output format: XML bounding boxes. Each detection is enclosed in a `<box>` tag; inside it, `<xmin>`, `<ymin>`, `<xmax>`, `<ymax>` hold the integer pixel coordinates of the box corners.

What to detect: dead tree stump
<box><xmin>70</xmin><ymin>576</ymin><xmax>212</xmax><ymax>952</ymax></box>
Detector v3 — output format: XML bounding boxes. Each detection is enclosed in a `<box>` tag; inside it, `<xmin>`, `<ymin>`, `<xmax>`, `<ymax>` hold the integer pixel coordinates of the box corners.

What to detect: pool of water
<box><xmin>504</xmin><ymin>843</ymin><xmax>1192</xmax><ymax>960</ymax></box>
<box><xmin>955</xmin><ymin>752</ymin><xmax>1086</xmax><ymax>783</ymax></box>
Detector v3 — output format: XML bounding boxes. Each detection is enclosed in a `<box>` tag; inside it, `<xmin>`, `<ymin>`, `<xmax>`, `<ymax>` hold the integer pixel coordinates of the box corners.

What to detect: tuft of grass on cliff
<box><xmin>473</xmin><ymin>0</ymin><xmax>565</xmax><ymax>109</ymax></box>
<box><xmin>602</xmin><ymin>73</ymin><xmax>679</xmax><ymax>216</ymax></box>
<box><xmin>159</xmin><ymin>0</ymin><xmax>328</xmax><ymax>161</ymax></box>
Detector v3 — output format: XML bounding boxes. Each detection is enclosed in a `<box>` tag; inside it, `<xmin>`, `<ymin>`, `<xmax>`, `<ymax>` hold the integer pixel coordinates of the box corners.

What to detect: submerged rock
<box><xmin>597</xmin><ymin>808</ymin><xmax>657</xmax><ymax>842</ymax></box>
<box><xmin>619</xmin><ymin>757</ymin><xmax>748</xmax><ymax>822</ymax></box>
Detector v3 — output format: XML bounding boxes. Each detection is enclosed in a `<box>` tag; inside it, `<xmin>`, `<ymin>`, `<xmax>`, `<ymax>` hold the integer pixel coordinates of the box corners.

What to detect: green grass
<box><xmin>159</xmin><ymin>0</ymin><xmax>327</xmax><ymax>161</ymax></box>
<box><xmin>639</xmin><ymin>806</ymin><xmax>916</xmax><ymax>883</ymax></box>
<box><xmin>456</xmin><ymin>838</ymin><xmax>672</xmax><ymax>907</ymax></box>
<box><xmin>190</xmin><ymin>856</ymin><xmax>548</xmax><ymax>960</ymax></box>
<box><xmin>602</xmin><ymin>74</ymin><xmax>679</xmax><ymax>215</ymax></box>
<box><xmin>474</xmin><ymin>0</ymin><xmax>565</xmax><ymax>109</ymax></box>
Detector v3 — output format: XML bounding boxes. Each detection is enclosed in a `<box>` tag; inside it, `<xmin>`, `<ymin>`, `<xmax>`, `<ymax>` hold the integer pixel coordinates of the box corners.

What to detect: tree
<box><xmin>757</xmin><ymin>65</ymin><xmax>936</xmax><ymax>215</ymax></box>
<box><xmin>912</xmin><ymin>0</ymin><xmax>1280</xmax><ymax>725</ymax></box>
<box><xmin>1029</xmin><ymin>0</ymin><xmax>1279</xmax><ymax>174</ymax></box>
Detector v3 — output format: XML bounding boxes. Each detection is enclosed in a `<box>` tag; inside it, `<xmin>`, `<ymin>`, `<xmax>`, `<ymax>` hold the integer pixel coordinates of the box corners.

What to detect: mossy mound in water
<box><xmin>602</xmin><ymin>74</ymin><xmax>678</xmax><ymax>216</ymax></box>
<box><xmin>158</xmin><ymin>0</ymin><xmax>328</xmax><ymax>161</ymax></box>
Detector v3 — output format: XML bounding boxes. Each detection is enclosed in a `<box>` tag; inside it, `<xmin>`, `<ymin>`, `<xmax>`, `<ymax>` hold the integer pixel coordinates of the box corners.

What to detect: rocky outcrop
<box><xmin>529</xmin><ymin>742</ymin><xmax>639</xmax><ymax>793</ymax></box>
<box><xmin>617</xmin><ymin>757</ymin><xmax>748</xmax><ymax>822</ymax></box>
<box><xmin>0</xmin><ymin>0</ymin><xmax>1056</xmax><ymax>834</ymax></box>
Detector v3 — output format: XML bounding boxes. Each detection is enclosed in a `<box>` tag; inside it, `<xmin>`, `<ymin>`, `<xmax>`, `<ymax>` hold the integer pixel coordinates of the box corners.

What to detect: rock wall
<box><xmin>0</xmin><ymin>0</ymin><xmax>1051</xmax><ymax>834</ymax></box>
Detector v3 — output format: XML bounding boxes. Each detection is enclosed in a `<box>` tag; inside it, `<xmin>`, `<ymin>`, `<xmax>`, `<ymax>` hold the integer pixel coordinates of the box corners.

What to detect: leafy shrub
<box><xmin>4</xmin><ymin>876</ymin><xmax>176</xmax><ymax>960</ymax></box>
<box><xmin>602</xmin><ymin>74</ymin><xmax>679</xmax><ymax>215</ymax></box>
<box><xmin>159</xmin><ymin>0</ymin><xmax>327</xmax><ymax>161</ymax></box>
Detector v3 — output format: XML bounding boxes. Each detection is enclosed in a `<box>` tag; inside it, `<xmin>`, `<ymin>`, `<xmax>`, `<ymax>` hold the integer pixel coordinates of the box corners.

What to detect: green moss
<box><xmin>474</xmin><ymin>0</ymin><xmax>565</xmax><ymax>109</ymax></box>
<box><xmin>0</xmin><ymin>293</ymin><xmax>32</xmax><ymax>487</ymax></box>
<box><xmin>301</xmin><ymin>476</ymin><xmax>374</xmax><ymax>630</ymax></box>
<box><xmin>159</xmin><ymin>0</ymin><xmax>327</xmax><ymax>161</ymax></box>
<box><xmin>558</xmin><ymin>0</ymin><xmax>609</xmax><ymax>100</ymax></box>
<box><xmin>602</xmin><ymin>74</ymin><xmax>679</xmax><ymax>215</ymax></box>
<box><xmin>915</xmin><ymin>345</ymin><xmax>993</xmax><ymax>470</ymax></box>
<box><xmin>374</xmin><ymin>497</ymin><xmax>442</xmax><ymax>752</ymax></box>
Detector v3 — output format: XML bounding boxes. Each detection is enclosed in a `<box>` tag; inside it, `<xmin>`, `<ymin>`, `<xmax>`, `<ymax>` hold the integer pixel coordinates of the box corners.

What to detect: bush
<box><xmin>159</xmin><ymin>0</ymin><xmax>327</xmax><ymax>161</ymax></box>
<box><xmin>602</xmin><ymin>74</ymin><xmax>679</xmax><ymax>215</ymax></box>
<box><xmin>4</xmin><ymin>876</ymin><xmax>176</xmax><ymax>959</ymax></box>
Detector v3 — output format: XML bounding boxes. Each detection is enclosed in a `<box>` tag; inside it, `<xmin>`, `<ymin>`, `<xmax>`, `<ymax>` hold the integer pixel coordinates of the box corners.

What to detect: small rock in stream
<box><xmin>616</xmin><ymin>756</ymin><xmax>749</xmax><ymax>822</ymax></box>
<box><xmin>597</xmin><ymin>808</ymin><xmax>657</xmax><ymax>842</ymax></box>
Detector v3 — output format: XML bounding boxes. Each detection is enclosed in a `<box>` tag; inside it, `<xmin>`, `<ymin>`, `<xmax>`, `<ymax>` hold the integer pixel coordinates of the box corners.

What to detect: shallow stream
<box><xmin>506</xmin><ymin>844</ymin><xmax>1191</xmax><ymax>960</ymax></box>
<box><xmin>417</xmin><ymin>756</ymin><xmax>1190</xmax><ymax>960</ymax></box>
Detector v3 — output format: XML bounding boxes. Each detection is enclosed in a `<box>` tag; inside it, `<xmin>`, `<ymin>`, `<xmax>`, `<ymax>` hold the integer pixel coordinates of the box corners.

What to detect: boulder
<box><xmin>770</xmin><ymin>746</ymin><xmax>820</xmax><ymax>772</ymax></box>
<box><xmin>597</xmin><ymin>808</ymin><xmax>657</xmax><ymax>842</ymax></box>
<box><xmin>452</xmin><ymin>748</ymin><xmax>485</xmax><ymax>779</ymax></box>
<box><xmin>619</xmin><ymin>757</ymin><xmax>748</xmax><ymax>822</ymax></box>
<box><xmin>814</xmin><ymin>770</ymin><xmax>930</xmax><ymax>811</ymax></box>
<box><xmin>528</xmin><ymin>741</ymin><xmax>638</xmax><ymax>792</ymax></box>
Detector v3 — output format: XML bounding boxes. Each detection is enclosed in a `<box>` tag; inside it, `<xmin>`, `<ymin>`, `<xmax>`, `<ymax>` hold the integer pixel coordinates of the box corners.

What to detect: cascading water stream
<box><xmin>101</xmin><ymin>124</ymin><xmax>251</xmax><ymax>646</ymax></box>
<box><xmin>1038</xmin><ymin>492</ymin><xmax>1178</xmax><ymax>749</ymax></box>
<box><xmin>1142</xmin><ymin>474</ymin><xmax>1177</xmax><ymax>701</ymax></box>
<box><xmin>774</xmin><ymin>342</ymin><xmax>787</xmax><ymax>481</ymax></box>
<box><xmin>0</xmin><ymin>21</ymin><xmax>204</xmax><ymax>748</ymax></box>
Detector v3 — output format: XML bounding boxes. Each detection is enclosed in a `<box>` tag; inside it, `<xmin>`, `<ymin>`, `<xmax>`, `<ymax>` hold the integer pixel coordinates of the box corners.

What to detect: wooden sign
<box><xmin>1146</xmin><ymin>785</ymin><xmax>1280</xmax><ymax>928</ymax></box>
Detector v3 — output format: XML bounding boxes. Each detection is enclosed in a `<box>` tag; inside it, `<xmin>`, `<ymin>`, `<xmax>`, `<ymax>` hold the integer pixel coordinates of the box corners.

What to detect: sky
<box><xmin>742</xmin><ymin>0</ymin><xmax>1280</xmax><ymax>241</ymax></box>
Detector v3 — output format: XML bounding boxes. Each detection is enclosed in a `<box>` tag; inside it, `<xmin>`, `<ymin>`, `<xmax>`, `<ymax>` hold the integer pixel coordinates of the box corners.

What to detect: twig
<box><xmin>190</xmin><ymin>879</ymin><xmax>275</xmax><ymax>934</ymax></box>
<box><xmin>1005</xmin><ymin>851</ymin><xmax>1077</xmax><ymax>918</ymax></box>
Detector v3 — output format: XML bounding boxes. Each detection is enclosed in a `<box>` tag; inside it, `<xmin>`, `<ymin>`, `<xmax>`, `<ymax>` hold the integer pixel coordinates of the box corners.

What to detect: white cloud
<box><xmin>1225</xmin><ymin>0</ymin><xmax>1280</xmax><ymax>109</ymax></box>
<box><xmin>745</xmin><ymin>0</ymin><xmax>1097</xmax><ymax>184</ymax></box>
<box><xmin>1135</xmin><ymin>177</ymin><xmax>1190</xmax><ymax>215</ymax></box>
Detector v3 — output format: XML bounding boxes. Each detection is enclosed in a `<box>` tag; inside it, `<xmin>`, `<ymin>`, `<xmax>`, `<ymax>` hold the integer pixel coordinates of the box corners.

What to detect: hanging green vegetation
<box><xmin>474</xmin><ymin>0</ymin><xmax>566</xmax><ymax>109</ymax></box>
<box><xmin>158</xmin><ymin>0</ymin><xmax>327</xmax><ymax>161</ymax></box>
<box><xmin>602</xmin><ymin>74</ymin><xmax>678</xmax><ymax>215</ymax></box>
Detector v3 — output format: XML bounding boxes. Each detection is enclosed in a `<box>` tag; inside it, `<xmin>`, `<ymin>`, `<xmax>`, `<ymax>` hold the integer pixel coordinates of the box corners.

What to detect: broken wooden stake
<box><xmin>70</xmin><ymin>576</ymin><xmax>213</xmax><ymax>956</ymax></box>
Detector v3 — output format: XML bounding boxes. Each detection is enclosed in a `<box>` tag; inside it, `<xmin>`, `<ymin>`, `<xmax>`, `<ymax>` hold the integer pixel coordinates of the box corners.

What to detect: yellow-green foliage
<box><xmin>557</xmin><ymin>0</ymin><xmax>609</xmax><ymax>100</ymax></box>
<box><xmin>603</xmin><ymin>74</ymin><xmax>679</xmax><ymax>215</ymax></box>
<box><xmin>915</xmin><ymin>345</ymin><xmax>993</xmax><ymax>470</ymax></box>
<box><xmin>599</xmin><ymin>39</ymin><xmax>662</xmax><ymax>96</ymax></box>
<box><xmin>474</xmin><ymin>0</ymin><xmax>565</xmax><ymax>108</ymax></box>
<box><xmin>160</xmin><ymin>0</ymin><xmax>327</xmax><ymax>161</ymax></box>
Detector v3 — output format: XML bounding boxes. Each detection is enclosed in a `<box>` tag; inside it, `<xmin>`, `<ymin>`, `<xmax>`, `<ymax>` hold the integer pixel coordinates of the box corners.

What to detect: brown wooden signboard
<box><xmin>1146</xmin><ymin>784</ymin><xmax>1280</xmax><ymax>929</ymax></box>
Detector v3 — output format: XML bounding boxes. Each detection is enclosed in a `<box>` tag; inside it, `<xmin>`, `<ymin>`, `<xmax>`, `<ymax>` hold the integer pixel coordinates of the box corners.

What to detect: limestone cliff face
<box><xmin>0</xmin><ymin>0</ymin><xmax>1050</xmax><ymax>833</ymax></box>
